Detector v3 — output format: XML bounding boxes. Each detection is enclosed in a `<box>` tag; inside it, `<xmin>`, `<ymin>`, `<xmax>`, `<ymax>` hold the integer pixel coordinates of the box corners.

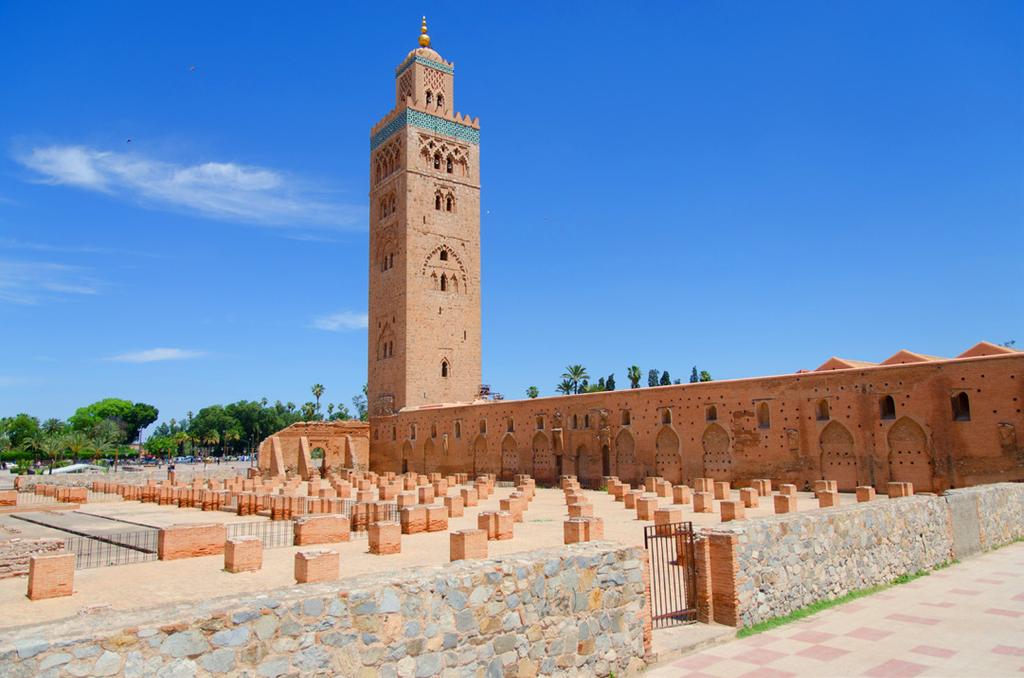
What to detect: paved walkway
<box><xmin>646</xmin><ymin>542</ymin><xmax>1024</xmax><ymax>677</ymax></box>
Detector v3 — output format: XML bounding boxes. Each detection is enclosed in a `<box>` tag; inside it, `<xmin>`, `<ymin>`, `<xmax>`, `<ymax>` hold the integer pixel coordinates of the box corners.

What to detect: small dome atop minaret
<box><xmin>403</xmin><ymin>16</ymin><xmax>445</xmax><ymax>63</ymax></box>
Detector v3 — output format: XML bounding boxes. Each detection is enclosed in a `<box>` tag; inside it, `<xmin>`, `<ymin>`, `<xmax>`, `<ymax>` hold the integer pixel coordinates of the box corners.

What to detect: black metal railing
<box><xmin>226</xmin><ymin>520</ymin><xmax>294</xmax><ymax>549</ymax></box>
<box><xmin>64</xmin><ymin>531</ymin><xmax>159</xmax><ymax>569</ymax></box>
<box><xmin>643</xmin><ymin>521</ymin><xmax>698</xmax><ymax>628</ymax></box>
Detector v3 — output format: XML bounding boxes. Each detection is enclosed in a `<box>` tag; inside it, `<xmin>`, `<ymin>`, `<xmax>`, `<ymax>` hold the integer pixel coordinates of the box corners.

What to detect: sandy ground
<box><xmin>0</xmin><ymin>485</ymin><xmax>855</xmax><ymax>630</ymax></box>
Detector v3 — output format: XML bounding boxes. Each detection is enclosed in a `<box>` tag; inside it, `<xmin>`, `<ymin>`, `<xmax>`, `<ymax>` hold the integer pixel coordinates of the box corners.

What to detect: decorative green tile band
<box><xmin>371</xmin><ymin>109</ymin><xmax>480</xmax><ymax>150</ymax></box>
<box><xmin>395</xmin><ymin>56</ymin><xmax>454</xmax><ymax>78</ymax></box>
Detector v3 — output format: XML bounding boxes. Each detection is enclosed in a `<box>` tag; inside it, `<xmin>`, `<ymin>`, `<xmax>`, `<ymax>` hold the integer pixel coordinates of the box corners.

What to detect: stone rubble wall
<box><xmin>13</xmin><ymin>467</ymin><xmax>244</xmax><ymax>490</ymax></box>
<box><xmin>706</xmin><ymin>482</ymin><xmax>1024</xmax><ymax>628</ymax></box>
<box><xmin>945</xmin><ymin>482</ymin><xmax>1024</xmax><ymax>549</ymax></box>
<box><xmin>0</xmin><ymin>542</ymin><xmax>650</xmax><ymax>677</ymax></box>
<box><xmin>0</xmin><ymin>538</ymin><xmax>65</xmax><ymax>580</ymax></box>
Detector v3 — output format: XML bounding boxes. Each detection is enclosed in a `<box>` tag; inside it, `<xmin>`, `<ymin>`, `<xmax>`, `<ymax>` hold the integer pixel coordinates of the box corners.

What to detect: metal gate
<box><xmin>643</xmin><ymin>521</ymin><xmax>698</xmax><ymax>628</ymax></box>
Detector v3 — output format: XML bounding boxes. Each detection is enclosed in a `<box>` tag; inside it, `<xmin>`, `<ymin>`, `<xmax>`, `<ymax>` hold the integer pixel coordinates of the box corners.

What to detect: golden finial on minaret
<box><xmin>418</xmin><ymin>16</ymin><xmax>430</xmax><ymax>48</ymax></box>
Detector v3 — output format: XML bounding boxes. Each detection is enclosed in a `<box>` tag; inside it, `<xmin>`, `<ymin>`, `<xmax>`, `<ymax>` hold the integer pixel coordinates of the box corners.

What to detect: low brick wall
<box><xmin>0</xmin><ymin>542</ymin><xmax>650</xmax><ymax>676</ymax></box>
<box><xmin>0</xmin><ymin>538</ymin><xmax>65</xmax><ymax>579</ymax></box>
<box><xmin>702</xmin><ymin>482</ymin><xmax>1024</xmax><ymax>628</ymax></box>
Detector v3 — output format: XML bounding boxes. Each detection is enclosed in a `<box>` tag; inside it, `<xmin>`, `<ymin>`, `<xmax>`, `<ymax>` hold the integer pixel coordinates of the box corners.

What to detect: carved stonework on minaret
<box><xmin>368</xmin><ymin>18</ymin><xmax>482</xmax><ymax>413</ymax></box>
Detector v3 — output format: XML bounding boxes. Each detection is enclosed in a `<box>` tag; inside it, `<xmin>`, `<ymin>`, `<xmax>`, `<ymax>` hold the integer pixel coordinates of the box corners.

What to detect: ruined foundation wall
<box><xmin>1</xmin><ymin>542</ymin><xmax>649</xmax><ymax>677</ymax></box>
<box><xmin>0</xmin><ymin>538</ymin><xmax>65</xmax><ymax>579</ymax></box>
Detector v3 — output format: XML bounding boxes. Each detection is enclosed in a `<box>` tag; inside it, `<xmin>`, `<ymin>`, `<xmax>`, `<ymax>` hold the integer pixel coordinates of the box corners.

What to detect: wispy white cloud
<box><xmin>16</xmin><ymin>145</ymin><xmax>363</xmax><ymax>228</ymax></box>
<box><xmin>105</xmin><ymin>348</ymin><xmax>207</xmax><ymax>363</ymax></box>
<box><xmin>0</xmin><ymin>259</ymin><xmax>102</xmax><ymax>304</ymax></box>
<box><xmin>0</xmin><ymin>238</ymin><xmax>163</xmax><ymax>258</ymax></box>
<box><xmin>311</xmin><ymin>311</ymin><xmax>368</xmax><ymax>332</ymax></box>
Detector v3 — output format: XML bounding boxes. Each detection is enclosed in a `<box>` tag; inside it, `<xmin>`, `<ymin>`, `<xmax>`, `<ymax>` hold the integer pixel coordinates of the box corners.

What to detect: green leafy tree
<box><xmin>626</xmin><ymin>366</ymin><xmax>641</xmax><ymax>389</ymax></box>
<box><xmin>605</xmin><ymin>373</ymin><xmax>616</xmax><ymax>391</ymax></box>
<box><xmin>300</xmin><ymin>402</ymin><xmax>317</xmax><ymax>420</ymax></box>
<box><xmin>38</xmin><ymin>434</ymin><xmax>66</xmax><ymax>474</ymax></box>
<box><xmin>353</xmin><ymin>384</ymin><xmax>368</xmax><ymax>421</ymax></box>
<box><xmin>689</xmin><ymin>366</ymin><xmax>699</xmax><ymax>383</ymax></box>
<box><xmin>41</xmin><ymin>418</ymin><xmax>65</xmax><ymax>435</ymax></box>
<box><xmin>699</xmin><ymin>370</ymin><xmax>713</xmax><ymax>382</ymax></box>
<box><xmin>647</xmin><ymin>369</ymin><xmax>660</xmax><ymax>388</ymax></box>
<box><xmin>311</xmin><ymin>384</ymin><xmax>325</xmax><ymax>413</ymax></box>
<box><xmin>526</xmin><ymin>386</ymin><xmax>539</xmax><ymax>399</ymax></box>
<box><xmin>329</xmin><ymin>403</ymin><xmax>352</xmax><ymax>421</ymax></box>
<box><xmin>555</xmin><ymin>379</ymin><xmax>574</xmax><ymax>395</ymax></box>
<box><xmin>2</xmin><ymin>413</ymin><xmax>41</xmax><ymax>449</ymax></box>
<box><xmin>561</xmin><ymin>365</ymin><xmax>590</xmax><ymax>394</ymax></box>
<box><xmin>660</xmin><ymin>371</ymin><xmax>671</xmax><ymax>386</ymax></box>
<box><xmin>63</xmin><ymin>431</ymin><xmax>92</xmax><ymax>462</ymax></box>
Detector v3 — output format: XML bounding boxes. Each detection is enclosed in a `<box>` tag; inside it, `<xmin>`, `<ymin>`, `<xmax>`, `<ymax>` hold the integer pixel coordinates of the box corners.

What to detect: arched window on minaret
<box><xmin>434</xmin><ymin>193</ymin><xmax>441</xmax><ymax>210</ymax></box>
<box><xmin>446</xmin><ymin>156</ymin><xmax>453</xmax><ymax>174</ymax></box>
<box><xmin>439</xmin><ymin>249</ymin><xmax>448</xmax><ymax>261</ymax></box>
<box><xmin>437</xmin><ymin>94</ymin><xmax>444</xmax><ymax>109</ymax></box>
<box><xmin>450</xmin><ymin>275</ymin><xmax>459</xmax><ymax>293</ymax></box>
<box><xmin>433</xmin><ymin>152</ymin><xmax>441</xmax><ymax>169</ymax></box>
<box><xmin>445</xmin><ymin>194</ymin><xmax>453</xmax><ymax>212</ymax></box>
<box><xmin>425</xmin><ymin>91</ymin><xmax>433</xmax><ymax>106</ymax></box>
<box><xmin>440</xmin><ymin>274</ymin><xmax>448</xmax><ymax>292</ymax></box>
<box><xmin>441</xmin><ymin>360</ymin><xmax>450</xmax><ymax>378</ymax></box>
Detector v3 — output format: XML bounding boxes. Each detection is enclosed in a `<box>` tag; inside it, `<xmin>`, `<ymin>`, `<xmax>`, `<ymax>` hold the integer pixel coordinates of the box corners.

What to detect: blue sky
<box><xmin>1</xmin><ymin>1</ymin><xmax>1021</xmax><ymax>425</ymax></box>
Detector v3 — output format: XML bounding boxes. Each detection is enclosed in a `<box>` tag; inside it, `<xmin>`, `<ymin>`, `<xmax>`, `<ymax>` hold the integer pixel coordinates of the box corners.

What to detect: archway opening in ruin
<box><xmin>701</xmin><ymin>424</ymin><xmax>732</xmax><ymax>481</ymax></box>
<box><xmin>531</xmin><ymin>432</ymin><xmax>554</xmax><ymax>484</ymax></box>
<box><xmin>887</xmin><ymin>417</ymin><xmax>932</xmax><ymax>492</ymax></box>
<box><xmin>655</xmin><ymin>427</ymin><xmax>683</xmax><ymax>485</ymax></box>
<box><xmin>819</xmin><ymin>420</ymin><xmax>858</xmax><ymax>490</ymax></box>
<box><xmin>500</xmin><ymin>435</ymin><xmax>518</xmax><ymax>481</ymax></box>
<box><xmin>615</xmin><ymin>429</ymin><xmax>639</xmax><ymax>485</ymax></box>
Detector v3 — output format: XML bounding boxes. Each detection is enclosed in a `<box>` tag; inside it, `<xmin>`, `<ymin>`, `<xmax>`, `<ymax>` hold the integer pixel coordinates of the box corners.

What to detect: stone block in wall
<box><xmin>752</xmin><ymin>479</ymin><xmax>772</xmax><ymax>496</ymax></box>
<box><xmin>500</xmin><ymin>497</ymin><xmax>524</xmax><ymax>523</ymax></box>
<box><xmin>888</xmin><ymin>482</ymin><xmax>914</xmax><ymax>498</ymax></box>
<box><xmin>774</xmin><ymin>494</ymin><xmax>796</xmax><ymax>514</ymax></box>
<box><xmin>740</xmin><ymin>488</ymin><xmax>759</xmax><ymax>509</ymax></box>
<box><xmin>0</xmin><ymin>490</ymin><xmax>16</xmax><ymax>506</ymax></box>
<box><xmin>654</xmin><ymin>507</ymin><xmax>683</xmax><ymax>526</ymax></box>
<box><xmin>450</xmin><ymin>529</ymin><xmax>488</xmax><ymax>561</ymax></box>
<box><xmin>720</xmin><ymin>500</ymin><xmax>745</xmax><ymax>522</ymax></box>
<box><xmin>706</xmin><ymin>531</ymin><xmax>740</xmax><ymax>627</ymax></box>
<box><xmin>608</xmin><ymin>480</ymin><xmax>624</xmax><ymax>499</ymax></box>
<box><xmin>426</xmin><ymin>505</ymin><xmax>448</xmax><ymax>532</ymax></box>
<box><xmin>294</xmin><ymin>549</ymin><xmax>338</xmax><ymax>584</ymax></box>
<box><xmin>814</xmin><ymin>480</ymin><xmax>838</xmax><ymax>497</ymax></box>
<box><xmin>403</xmin><ymin>476</ymin><xmax>417</xmax><ymax>491</ymax></box>
<box><xmin>400</xmin><ymin>505</ymin><xmax>426</xmax><ymax>534</ymax></box>
<box><xmin>369</xmin><ymin>521</ymin><xmax>401</xmax><ymax>555</ymax></box>
<box><xmin>357</xmin><ymin>489</ymin><xmax>375</xmax><ymax>504</ymax></box>
<box><xmin>713</xmin><ymin>481</ymin><xmax>731</xmax><ymax>501</ymax></box>
<box><xmin>158</xmin><ymin>524</ymin><xmax>226</xmax><ymax>560</ymax></box>
<box><xmin>396</xmin><ymin>492</ymin><xmax>417</xmax><ymax>509</ymax></box>
<box><xmin>564</xmin><ymin>518</ymin><xmax>588</xmax><ymax>544</ymax></box>
<box><xmin>636</xmin><ymin>496</ymin><xmax>658</xmax><ymax>521</ymax></box>
<box><xmin>624</xmin><ymin>490</ymin><xmax>643</xmax><ymax>509</ymax></box>
<box><xmin>856</xmin><ymin>486</ymin><xmax>876</xmax><ymax>503</ymax></box>
<box><xmin>644</xmin><ymin>477</ymin><xmax>659</xmax><ymax>493</ymax></box>
<box><xmin>568</xmin><ymin>502</ymin><xmax>594</xmax><ymax>518</ymax></box>
<box><xmin>27</xmin><ymin>552</ymin><xmax>75</xmax><ymax>600</ymax></box>
<box><xmin>695</xmin><ymin>478</ymin><xmax>714</xmax><ymax>494</ymax></box>
<box><xmin>673</xmin><ymin>485</ymin><xmax>692</xmax><ymax>505</ymax></box>
<box><xmin>461</xmin><ymin>487</ymin><xmax>478</xmax><ymax>507</ymax></box>
<box><xmin>444</xmin><ymin>495</ymin><xmax>464</xmax><ymax>518</ymax></box>
<box><xmin>818</xmin><ymin>491</ymin><xmax>840</xmax><ymax>508</ymax></box>
<box><xmin>294</xmin><ymin>514</ymin><xmax>350</xmax><ymax>545</ymax></box>
<box><xmin>224</xmin><ymin>536</ymin><xmax>262</xmax><ymax>573</ymax></box>
<box><xmin>565</xmin><ymin>492</ymin><xmax>586</xmax><ymax>506</ymax></box>
<box><xmin>694</xmin><ymin>492</ymin><xmax>714</xmax><ymax>513</ymax></box>
<box><xmin>475</xmin><ymin>481</ymin><xmax>490</xmax><ymax>500</ymax></box>
<box><xmin>655</xmin><ymin>480</ymin><xmax>672</xmax><ymax>498</ymax></box>
<box><xmin>433</xmin><ymin>480</ymin><xmax>448</xmax><ymax>497</ymax></box>
<box><xmin>778</xmin><ymin>484</ymin><xmax>798</xmax><ymax>498</ymax></box>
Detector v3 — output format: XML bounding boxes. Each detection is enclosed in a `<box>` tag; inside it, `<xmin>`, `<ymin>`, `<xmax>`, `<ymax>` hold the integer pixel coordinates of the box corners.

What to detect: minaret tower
<box><xmin>368</xmin><ymin>18</ymin><xmax>482</xmax><ymax>415</ymax></box>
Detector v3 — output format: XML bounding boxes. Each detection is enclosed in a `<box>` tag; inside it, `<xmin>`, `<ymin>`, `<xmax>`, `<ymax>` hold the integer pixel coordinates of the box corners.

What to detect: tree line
<box><xmin>527</xmin><ymin>364</ymin><xmax>713</xmax><ymax>398</ymax></box>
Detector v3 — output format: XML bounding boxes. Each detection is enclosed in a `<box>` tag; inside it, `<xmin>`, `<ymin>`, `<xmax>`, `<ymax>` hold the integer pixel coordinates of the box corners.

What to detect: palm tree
<box><xmin>561</xmin><ymin>365</ymin><xmax>589</xmax><ymax>394</ymax></box>
<box><xmin>42</xmin><ymin>418</ymin><xmax>64</xmax><ymax>435</ymax></box>
<box><xmin>172</xmin><ymin>431</ymin><xmax>189</xmax><ymax>465</ymax></box>
<box><xmin>555</xmin><ymin>379</ymin><xmax>574</xmax><ymax>395</ymax></box>
<box><xmin>311</xmin><ymin>384</ymin><xmax>325</xmax><ymax>413</ymax></box>
<box><xmin>203</xmin><ymin>431</ymin><xmax>220</xmax><ymax>459</ymax></box>
<box><xmin>626</xmin><ymin>365</ymin><xmax>642</xmax><ymax>389</ymax></box>
<box><xmin>39</xmin><ymin>434</ymin><xmax>66</xmax><ymax>474</ymax></box>
<box><xmin>63</xmin><ymin>432</ymin><xmax>91</xmax><ymax>463</ymax></box>
<box><xmin>223</xmin><ymin>429</ymin><xmax>241</xmax><ymax>458</ymax></box>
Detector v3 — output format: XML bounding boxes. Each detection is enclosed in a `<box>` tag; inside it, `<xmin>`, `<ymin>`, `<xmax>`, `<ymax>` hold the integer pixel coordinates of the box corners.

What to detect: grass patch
<box><xmin>736</xmin><ymin>566</ymin><xmax>944</xmax><ymax>638</ymax></box>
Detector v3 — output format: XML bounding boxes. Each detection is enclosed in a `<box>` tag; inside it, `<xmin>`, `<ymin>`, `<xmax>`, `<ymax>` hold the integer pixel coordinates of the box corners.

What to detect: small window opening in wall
<box><xmin>571</xmin><ymin>414</ymin><xmax>578</xmax><ymax>429</ymax></box>
<box><xmin>425</xmin><ymin>91</ymin><xmax>433</xmax><ymax>105</ymax></box>
<box><xmin>454</xmin><ymin>421</ymin><xmax>461</xmax><ymax>439</ymax></box>
<box><xmin>584</xmin><ymin>414</ymin><xmax>590</xmax><ymax>429</ymax></box>
<box><xmin>431</xmin><ymin>424</ymin><xmax>437</xmax><ymax>438</ymax></box>
<box><xmin>440</xmin><ymin>274</ymin><xmax>447</xmax><ymax>291</ymax></box>
<box><xmin>621</xmin><ymin>410</ymin><xmax>631</xmax><ymax>425</ymax></box>
<box><xmin>952</xmin><ymin>391</ymin><xmax>971</xmax><ymax>421</ymax></box>
<box><xmin>437</xmin><ymin>94</ymin><xmax>444</xmax><ymax>108</ymax></box>
<box><xmin>479</xmin><ymin>420</ymin><xmax>487</xmax><ymax>434</ymax></box>
<box><xmin>441</xmin><ymin>360</ymin><xmax>449</xmax><ymax>378</ymax></box>
<box><xmin>816</xmin><ymin>399</ymin><xmax>830</xmax><ymax>421</ymax></box>
<box><xmin>446</xmin><ymin>157</ymin><xmax>453</xmax><ymax>173</ymax></box>
<box><xmin>506</xmin><ymin>417</ymin><xmax>514</xmax><ymax>433</ymax></box>
<box><xmin>704</xmin><ymin>406</ymin><xmax>715</xmax><ymax>423</ymax></box>
<box><xmin>536</xmin><ymin>416</ymin><xmax>544</xmax><ymax>430</ymax></box>
<box><xmin>410</xmin><ymin>424</ymin><xmax>417</xmax><ymax>440</ymax></box>
<box><xmin>433</xmin><ymin>153</ymin><xmax>441</xmax><ymax>169</ymax></box>
<box><xmin>391</xmin><ymin>427</ymin><xmax>396</xmax><ymax>441</ymax></box>
<box><xmin>446</xmin><ymin>196</ymin><xmax>453</xmax><ymax>212</ymax></box>
<box><xmin>757</xmin><ymin>402</ymin><xmax>770</xmax><ymax>429</ymax></box>
<box><xmin>440</xmin><ymin>250</ymin><xmax>448</xmax><ymax>261</ymax></box>
<box><xmin>663</xmin><ymin>409</ymin><xmax>673</xmax><ymax>425</ymax></box>
<box><xmin>435</xmin><ymin>194</ymin><xmax>441</xmax><ymax>210</ymax></box>
<box><xmin>880</xmin><ymin>395</ymin><xmax>896</xmax><ymax>420</ymax></box>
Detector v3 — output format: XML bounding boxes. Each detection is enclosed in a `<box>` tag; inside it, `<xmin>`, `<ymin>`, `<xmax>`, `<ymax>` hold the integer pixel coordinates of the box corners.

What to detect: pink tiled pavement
<box><xmin>644</xmin><ymin>542</ymin><xmax>1024</xmax><ymax>677</ymax></box>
